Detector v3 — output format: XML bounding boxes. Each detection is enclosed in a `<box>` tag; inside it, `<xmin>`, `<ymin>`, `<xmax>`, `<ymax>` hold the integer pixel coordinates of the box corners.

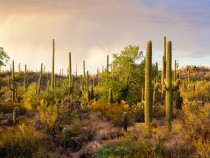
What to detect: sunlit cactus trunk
<box><xmin>165</xmin><ymin>41</ymin><xmax>173</xmax><ymax>130</ymax></box>
<box><xmin>164</xmin><ymin>41</ymin><xmax>180</xmax><ymax>131</ymax></box>
<box><xmin>144</xmin><ymin>41</ymin><xmax>152</xmax><ymax>128</ymax></box>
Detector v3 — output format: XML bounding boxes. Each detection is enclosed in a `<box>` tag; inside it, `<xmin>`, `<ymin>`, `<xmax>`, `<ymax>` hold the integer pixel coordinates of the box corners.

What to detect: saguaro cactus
<box><xmin>163</xmin><ymin>41</ymin><xmax>180</xmax><ymax>131</ymax></box>
<box><xmin>83</xmin><ymin>60</ymin><xmax>86</xmax><ymax>78</ymax></box>
<box><xmin>175</xmin><ymin>90</ymin><xmax>183</xmax><ymax>109</ymax></box>
<box><xmin>161</xmin><ymin>56</ymin><xmax>166</xmax><ymax>99</ymax></box>
<box><xmin>18</xmin><ymin>63</ymin><xmax>21</xmax><ymax>72</ymax></box>
<box><xmin>24</xmin><ymin>64</ymin><xmax>28</xmax><ymax>91</ymax></box>
<box><xmin>156</xmin><ymin>62</ymin><xmax>159</xmax><ymax>83</ymax></box>
<box><xmin>62</xmin><ymin>128</ymin><xmax>69</xmax><ymax>148</ymax></box>
<box><xmin>10</xmin><ymin>60</ymin><xmax>16</xmax><ymax>101</ymax></box>
<box><xmin>144</xmin><ymin>41</ymin><xmax>152</xmax><ymax>127</ymax></box>
<box><xmin>90</xmin><ymin>85</ymin><xmax>94</xmax><ymax>100</ymax></box>
<box><xmin>51</xmin><ymin>39</ymin><xmax>55</xmax><ymax>89</ymax></box>
<box><xmin>38</xmin><ymin>63</ymin><xmax>43</xmax><ymax>93</ymax></box>
<box><xmin>107</xmin><ymin>55</ymin><xmax>109</xmax><ymax>72</ymax></box>
<box><xmin>68</xmin><ymin>52</ymin><xmax>72</xmax><ymax>96</ymax></box>
<box><xmin>13</xmin><ymin>107</ymin><xmax>19</xmax><ymax>125</ymax></box>
<box><xmin>188</xmin><ymin>69</ymin><xmax>190</xmax><ymax>84</ymax></box>
<box><xmin>141</xmin><ymin>87</ymin><xmax>144</xmax><ymax>102</ymax></box>
<box><xmin>174</xmin><ymin>60</ymin><xmax>177</xmax><ymax>81</ymax></box>
<box><xmin>123</xmin><ymin>112</ymin><xmax>128</xmax><ymax>131</ymax></box>
<box><xmin>108</xmin><ymin>88</ymin><xmax>113</xmax><ymax>104</ymax></box>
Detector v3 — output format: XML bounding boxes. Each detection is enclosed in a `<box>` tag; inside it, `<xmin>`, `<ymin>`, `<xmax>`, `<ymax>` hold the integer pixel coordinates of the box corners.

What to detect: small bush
<box><xmin>37</xmin><ymin>100</ymin><xmax>63</xmax><ymax>132</ymax></box>
<box><xmin>0</xmin><ymin>123</ymin><xmax>47</xmax><ymax>158</ymax></box>
<box><xmin>0</xmin><ymin>102</ymin><xmax>26</xmax><ymax>114</ymax></box>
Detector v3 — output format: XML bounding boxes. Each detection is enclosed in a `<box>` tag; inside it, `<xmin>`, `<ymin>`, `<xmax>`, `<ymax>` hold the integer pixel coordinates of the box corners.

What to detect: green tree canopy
<box><xmin>0</xmin><ymin>47</ymin><xmax>10</xmax><ymax>67</ymax></box>
<box><xmin>98</xmin><ymin>45</ymin><xmax>145</xmax><ymax>103</ymax></box>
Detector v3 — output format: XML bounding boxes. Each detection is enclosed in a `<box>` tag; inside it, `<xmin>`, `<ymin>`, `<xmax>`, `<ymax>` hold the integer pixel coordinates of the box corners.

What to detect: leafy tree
<box><xmin>97</xmin><ymin>45</ymin><xmax>158</xmax><ymax>104</ymax></box>
<box><xmin>0</xmin><ymin>47</ymin><xmax>9</xmax><ymax>67</ymax></box>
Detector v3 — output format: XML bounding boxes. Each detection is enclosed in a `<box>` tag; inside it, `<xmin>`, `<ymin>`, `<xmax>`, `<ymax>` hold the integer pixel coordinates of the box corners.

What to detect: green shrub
<box><xmin>37</xmin><ymin>100</ymin><xmax>63</xmax><ymax>132</ymax></box>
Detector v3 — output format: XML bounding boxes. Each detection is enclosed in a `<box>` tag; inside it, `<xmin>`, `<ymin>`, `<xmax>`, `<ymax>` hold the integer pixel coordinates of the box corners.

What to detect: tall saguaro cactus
<box><xmin>69</xmin><ymin>52</ymin><xmax>72</xmax><ymax>95</ymax></box>
<box><xmin>51</xmin><ymin>39</ymin><xmax>55</xmax><ymax>89</ymax></box>
<box><xmin>163</xmin><ymin>41</ymin><xmax>180</xmax><ymax>131</ymax></box>
<box><xmin>144</xmin><ymin>41</ymin><xmax>152</xmax><ymax>128</ymax></box>
<box><xmin>161</xmin><ymin>56</ymin><xmax>166</xmax><ymax>99</ymax></box>
<box><xmin>24</xmin><ymin>64</ymin><xmax>28</xmax><ymax>91</ymax></box>
<box><xmin>38</xmin><ymin>63</ymin><xmax>43</xmax><ymax>93</ymax></box>
<box><xmin>83</xmin><ymin>60</ymin><xmax>86</xmax><ymax>78</ymax></box>
<box><xmin>174</xmin><ymin>60</ymin><xmax>177</xmax><ymax>81</ymax></box>
<box><xmin>107</xmin><ymin>55</ymin><xmax>109</xmax><ymax>72</ymax></box>
<box><xmin>10</xmin><ymin>60</ymin><xmax>16</xmax><ymax>101</ymax></box>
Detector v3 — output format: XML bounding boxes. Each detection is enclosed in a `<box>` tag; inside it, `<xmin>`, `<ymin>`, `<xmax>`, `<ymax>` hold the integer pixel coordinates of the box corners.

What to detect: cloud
<box><xmin>0</xmin><ymin>0</ymin><xmax>210</xmax><ymax>73</ymax></box>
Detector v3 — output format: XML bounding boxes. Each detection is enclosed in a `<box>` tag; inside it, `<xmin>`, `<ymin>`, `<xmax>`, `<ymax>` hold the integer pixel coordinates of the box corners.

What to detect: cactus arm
<box><xmin>173</xmin><ymin>79</ymin><xmax>180</xmax><ymax>91</ymax></box>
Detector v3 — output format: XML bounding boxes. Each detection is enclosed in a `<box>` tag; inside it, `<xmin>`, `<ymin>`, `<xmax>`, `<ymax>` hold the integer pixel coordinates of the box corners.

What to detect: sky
<box><xmin>0</xmin><ymin>0</ymin><xmax>210</xmax><ymax>75</ymax></box>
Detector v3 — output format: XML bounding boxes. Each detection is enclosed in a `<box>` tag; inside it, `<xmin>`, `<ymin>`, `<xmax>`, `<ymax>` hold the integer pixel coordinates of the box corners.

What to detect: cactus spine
<box><xmin>38</xmin><ymin>63</ymin><xmax>43</xmax><ymax>93</ymax></box>
<box><xmin>144</xmin><ymin>41</ymin><xmax>152</xmax><ymax>127</ymax></box>
<box><xmin>51</xmin><ymin>39</ymin><xmax>55</xmax><ymax>89</ymax></box>
<box><xmin>68</xmin><ymin>52</ymin><xmax>72</xmax><ymax>96</ymax></box>
<box><xmin>123</xmin><ymin>112</ymin><xmax>128</xmax><ymax>131</ymax></box>
<box><xmin>108</xmin><ymin>88</ymin><xmax>113</xmax><ymax>104</ymax></box>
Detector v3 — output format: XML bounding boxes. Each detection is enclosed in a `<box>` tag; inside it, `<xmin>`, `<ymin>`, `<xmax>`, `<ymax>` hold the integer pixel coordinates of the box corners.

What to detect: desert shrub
<box><xmin>182</xmin><ymin>103</ymin><xmax>210</xmax><ymax>157</ymax></box>
<box><xmin>0</xmin><ymin>77</ymin><xmax>7</xmax><ymax>88</ymax></box>
<box><xmin>95</xmin><ymin>132</ymin><xmax>165</xmax><ymax>158</ymax></box>
<box><xmin>89</xmin><ymin>101</ymin><xmax>129</xmax><ymax>125</ymax></box>
<box><xmin>0</xmin><ymin>102</ymin><xmax>26</xmax><ymax>114</ymax></box>
<box><xmin>89</xmin><ymin>100</ymin><xmax>147</xmax><ymax>125</ymax></box>
<box><xmin>182</xmin><ymin>81</ymin><xmax>210</xmax><ymax>102</ymax></box>
<box><xmin>152</xmin><ymin>105</ymin><xmax>166</xmax><ymax>120</ymax></box>
<box><xmin>0</xmin><ymin>123</ymin><xmax>47</xmax><ymax>158</ymax></box>
<box><xmin>24</xmin><ymin>83</ymin><xmax>66</xmax><ymax>110</ymax></box>
<box><xmin>23</xmin><ymin>82</ymin><xmax>39</xmax><ymax>110</ymax></box>
<box><xmin>37</xmin><ymin>100</ymin><xmax>64</xmax><ymax>133</ymax></box>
